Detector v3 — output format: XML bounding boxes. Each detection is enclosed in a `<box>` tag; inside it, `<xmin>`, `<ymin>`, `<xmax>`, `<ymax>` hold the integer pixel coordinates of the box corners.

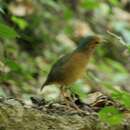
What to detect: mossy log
<box><xmin>0</xmin><ymin>98</ymin><xmax>130</xmax><ymax>130</ymax></box>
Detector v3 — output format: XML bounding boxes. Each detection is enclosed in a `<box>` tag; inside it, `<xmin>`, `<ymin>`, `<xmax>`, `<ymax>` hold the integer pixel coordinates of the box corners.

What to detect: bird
<box><xmin>41</xmin><ymin>35</ymin><xmax>102</xmax><ymax>109</ymax></box>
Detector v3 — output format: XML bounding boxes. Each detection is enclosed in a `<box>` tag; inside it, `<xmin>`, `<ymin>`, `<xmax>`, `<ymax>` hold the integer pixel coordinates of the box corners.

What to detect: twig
<box><xmin>107</xmin><ymin>30</ymin><xmax>127</xmax><ymax>46</ymax></box>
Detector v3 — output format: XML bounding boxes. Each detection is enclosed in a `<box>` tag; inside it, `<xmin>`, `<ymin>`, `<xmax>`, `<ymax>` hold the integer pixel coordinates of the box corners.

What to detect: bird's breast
<box><xmin>61</xmin><ymin>52</ymin><xmax>90</xmax><ymax>85</ymax></box>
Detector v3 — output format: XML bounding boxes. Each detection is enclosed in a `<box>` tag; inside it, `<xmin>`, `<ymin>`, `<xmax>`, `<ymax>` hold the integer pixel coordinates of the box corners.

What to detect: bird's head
<box><xmin>77</xmin><ymin>35</ymin><xmax>102</xmax><ymax>52</ymax></box>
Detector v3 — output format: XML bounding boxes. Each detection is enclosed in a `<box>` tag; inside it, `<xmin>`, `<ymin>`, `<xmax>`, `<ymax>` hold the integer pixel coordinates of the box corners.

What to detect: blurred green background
<box><xmin>0</xmin><ymin>0</ymin><xmax>130</xmax><ymax>106</ymax></box>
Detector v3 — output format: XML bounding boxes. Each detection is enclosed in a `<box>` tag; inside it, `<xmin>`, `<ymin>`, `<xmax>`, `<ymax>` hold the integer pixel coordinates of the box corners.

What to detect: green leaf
<box><xmin>112</xmin><ymin>91</ymin><xmax>130</xmax><ymax>108</ymax></box>
<box><xmin>127</xmin><ymin>45</ymin><xmax>130</xmax><ymax>53</ymax></box>
<box><xmin>40</xmin><ymin>0</ymin><xmax>61</xmax><ymax>11</ymax></box>
<box><xmin>0</xmin><ymin>7</ymin><xmax>4</xmax><ymax>14</ymax></box>
<box><xmin>106</xmin><ymin>59</ymin><xmax>128</xmax><ymax>73</ymax></box>
<box><xmin>0</xmin><ymin>23</ymin><xmax>19</xmax><ymax>38</ymax></box>
<box><xmin>64</xmin><ymin>26</ymin><xmax>73</xmax><ymax>35</ymax></box>
<box><xmin>70</xmin><ymin>83</ymin><xmax>87</xmax><ymax>100</ymax></box>
<box><xmin>11</xmin><ymin>16</ymin><xmax>28</xmax><ymax>30</ymax></box>
<box><xmin>109</xmin><ymin>0</ymin><xmax>119</xmax><ymax>6</ymax></box>
<box><xmin>0</xmin><ymin>87</ymin><xmax>6</xmax><ymax>97</ymax></box>
<box><xmin>98</xmin><ymin>106</ymin><xmax>123</xmax><ymax>125</ymax></box>
<box><xmin>4</xmin><ymin>59</ymin><xmax>22</xmax><ymax>73</ymax></box>
<box><xmin>63</xmin><ymin>8</ymin><xmax>73</xmax><ymax>20</ymax></box>
<box><xmin>81</xmin><ymin>0</ymin><xmax>100</xmax><ymax>10</ymax></box>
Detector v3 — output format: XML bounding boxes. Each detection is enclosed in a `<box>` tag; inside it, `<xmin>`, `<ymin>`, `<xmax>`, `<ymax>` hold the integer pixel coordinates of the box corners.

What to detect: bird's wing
<box><xmin>45</xmin><ymin>54</ymin><xmax>71</xmax><ymax>83</ymax></box>
<box><xmin>41</xmin><ymin>54</ymin><xmax>72</xmax><ymax>90</ymax></box>
<box><xmin>52</xmin><ymin>54</ymin><xmax>71</xmax><ymax>69</ymax></box>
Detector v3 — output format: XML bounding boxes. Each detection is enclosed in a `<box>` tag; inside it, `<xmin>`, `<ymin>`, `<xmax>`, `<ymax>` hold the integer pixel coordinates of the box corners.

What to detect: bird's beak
<box><xmin>97</xmin><ymin>35</ymin><xmax>107</xmax><ymax>43</ymax></box>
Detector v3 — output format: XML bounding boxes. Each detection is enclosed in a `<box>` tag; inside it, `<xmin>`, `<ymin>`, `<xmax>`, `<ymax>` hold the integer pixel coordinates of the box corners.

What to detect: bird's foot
<box><xmin>63</xmin><ymin>97</ymin><xmax>87</xmax><ymax>114</ymax></box>
<box><xmin>69</xmin><ymin>102</ymin><xmax>89</xmax><ymax>115</ymax></box>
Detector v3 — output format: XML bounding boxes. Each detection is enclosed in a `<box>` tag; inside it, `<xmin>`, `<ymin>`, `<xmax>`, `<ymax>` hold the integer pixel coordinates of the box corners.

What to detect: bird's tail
<box><xmin>40</xmin><ymin>81</ymin><xmax>48</xmax><ymax>91</ymax></box>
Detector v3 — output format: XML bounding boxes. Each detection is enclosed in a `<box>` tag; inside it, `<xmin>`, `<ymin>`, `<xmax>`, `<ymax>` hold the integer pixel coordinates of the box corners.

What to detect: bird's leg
<box><xmin>67</xmin><ymin>93</ymin><xmax>85</xmax><ymax>112</ymax></box>
<box><xmin>60</xmin><ymin>86</ymin><xmax>85</xmax><ymax>113</ymax></box>
<box><xmin>60</xmin><ymin>86</ymin><xmax>72</xmax><ymax>109</ymax></box>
